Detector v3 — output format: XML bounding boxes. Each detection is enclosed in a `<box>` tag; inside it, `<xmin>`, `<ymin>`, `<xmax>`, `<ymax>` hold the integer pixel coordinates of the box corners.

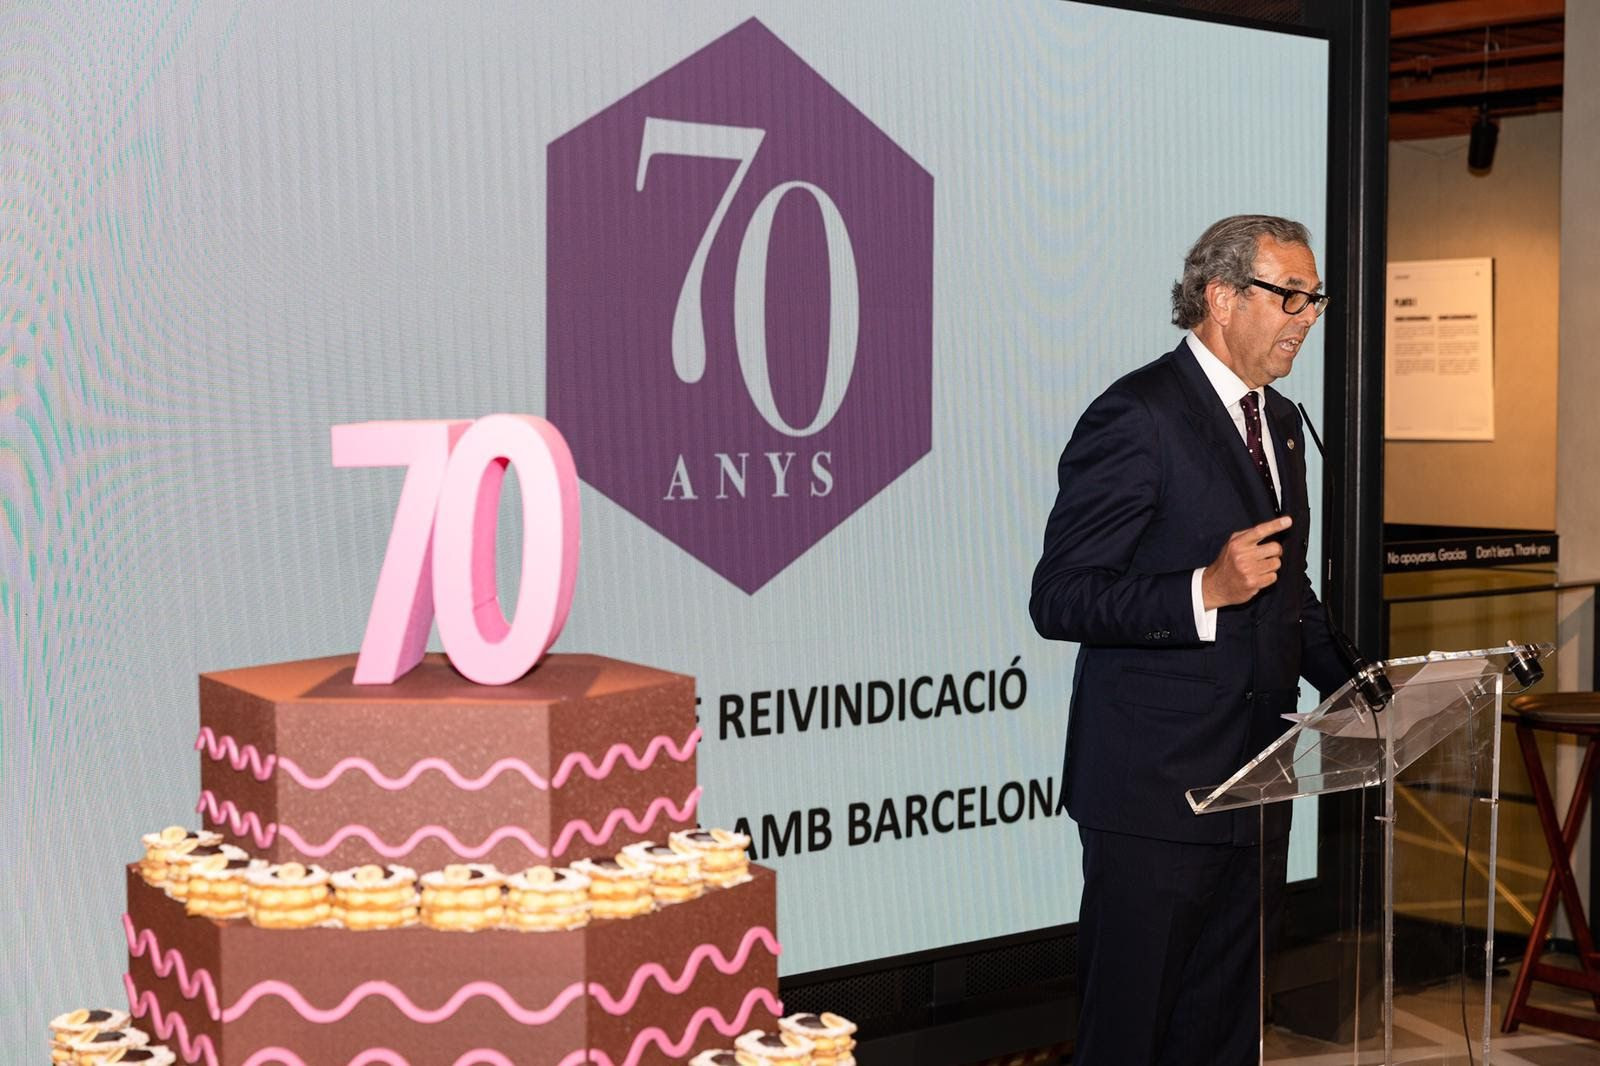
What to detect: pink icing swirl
<box><xmin>195</xmin><ymin>793</ymin><xmax>278</xmax><ymax>847</ymax></box>
<box><xmin>197</xmin><ymin>787</ymin><xmax>701</xmax><ymax>858</ymax></box>
<box><xmin>195</xmin><ymin>727</ymin><xmax>701</xmax><ymax>790</ymax></box>
<box><xmin>195</xmin><ymin>729</ymin><xmax>277</xmax><ymax>778</ymax></box>
<box><xmin>224</xmin><ymin>979</ymin><xmax>588</xmax><ymax>1025</ymax></box>
<box><xmin>587</xmin><ymin>927</ymin><xmax>782</xmax><ymax>1014</ymax></box>
<box><xmin>245</xmin><ymin>1053</ymin><xmax>522</xmax><ymax>1066</ymax></box>
<box><xmin>124</xmin><ymin>988</ymin><xmax>520</xmax><ymax>1066</ymax></box>
<box><xmin>124</xmin><ymin>913</ymin><xmax>223</xmax><ymax>1019</ymax></box>
<box><xmin>588</xmin><ymin>988</ymin><xmax>785</xmax><ymax>1066</ymax></box>
<box><xmin>127</xmin><ymin>975</ymin><xmax>781</xmax><ymax>1066</ymax></box>
<box><xmin>124</xmin><ymin>981</ymin><xmax>218</xmax><ymax>1065</ymax></box>
<box><xmin>125</xmin><ymin>913</ymin><xmax>778</xmax><ymax>1023</ymax></box>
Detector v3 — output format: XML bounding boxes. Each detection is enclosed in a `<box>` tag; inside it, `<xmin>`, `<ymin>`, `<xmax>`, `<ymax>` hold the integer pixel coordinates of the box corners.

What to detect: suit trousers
<box><xmin>1074</xmin><ymin>825</ymin><xmax>1288</xmax><ymax>1066</ymax></box>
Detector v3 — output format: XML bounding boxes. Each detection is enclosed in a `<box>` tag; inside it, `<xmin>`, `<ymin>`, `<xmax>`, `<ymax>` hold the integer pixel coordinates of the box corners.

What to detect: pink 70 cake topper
<box><xmin>331</xmin><ymin>415</ymin><xmax>580</xmax><ymax>685</ymax></box>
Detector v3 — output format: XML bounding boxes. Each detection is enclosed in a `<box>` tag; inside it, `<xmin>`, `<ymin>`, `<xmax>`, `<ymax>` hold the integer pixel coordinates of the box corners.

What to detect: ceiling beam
<box><xmin>1391</xmin><ymin>0</ymin><xmax>1564</xmax><ymax>40</ymax></box>
<box><xmin>1389</xmin><ymin>58</ymin><xmax>1564</xmax><ymax>103</ymax></box>
<box><xmin>1390</xmin><ymin>97</ymin><xmax>1563</xmax><ymax>139</ymax></box>
<box><xmin>1390</xmin><ymin>41</ymin><xmax>1562</xmax><ymax>74</ymax></box>
<box><xmin>1389</xmin><ymin>110</ymin><xmax>1478</xmax><ymax>139</ymax></box>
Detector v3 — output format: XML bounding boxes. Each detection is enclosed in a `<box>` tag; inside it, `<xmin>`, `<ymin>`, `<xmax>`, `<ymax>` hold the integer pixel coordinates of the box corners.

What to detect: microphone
<box><xmin>1296</xmin><ymin>402</ymin><xmax>1394</xmax><ymax>713</ymax></box>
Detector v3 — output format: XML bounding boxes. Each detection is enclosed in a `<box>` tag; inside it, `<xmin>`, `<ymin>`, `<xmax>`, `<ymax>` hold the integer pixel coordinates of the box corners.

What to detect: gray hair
<box><xmin>1170</xmin><ymin>215</ymin><xmax>1312</xmax><ymax>329</ymax></box>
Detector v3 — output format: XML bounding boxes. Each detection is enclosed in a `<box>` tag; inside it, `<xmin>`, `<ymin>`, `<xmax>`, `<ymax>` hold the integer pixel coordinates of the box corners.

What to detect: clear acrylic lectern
<box><xmin>1187</xmin><ymin>644</ymin><xmax>1554</xmax><ymax>1065</ymax></box>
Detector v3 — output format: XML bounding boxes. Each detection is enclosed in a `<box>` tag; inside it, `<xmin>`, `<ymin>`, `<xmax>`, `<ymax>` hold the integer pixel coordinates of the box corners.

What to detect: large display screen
<box><xmin>2</xmin><ymin>0</ymin><xmax>1329</xmax><ymax>1023</ymax></box>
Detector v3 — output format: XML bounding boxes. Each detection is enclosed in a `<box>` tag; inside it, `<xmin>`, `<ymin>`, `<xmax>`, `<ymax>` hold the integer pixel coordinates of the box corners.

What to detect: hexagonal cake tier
<box><xmin>124</xmin><ymin>865</ymin><xmax>780</xmax><ymax>1065</ymax></box>
<box><xmin>195</xmin><ymin>654</ymin><xmax>701</xmax><ymax>872</ymax></box>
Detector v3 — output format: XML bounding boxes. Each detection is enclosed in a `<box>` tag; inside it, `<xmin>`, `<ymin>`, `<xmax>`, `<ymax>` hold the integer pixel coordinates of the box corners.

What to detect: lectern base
<box><xmin>1271</xmin><ymin>933</ymin><xmax>1382</xmax><ymax>1044</ymax></box>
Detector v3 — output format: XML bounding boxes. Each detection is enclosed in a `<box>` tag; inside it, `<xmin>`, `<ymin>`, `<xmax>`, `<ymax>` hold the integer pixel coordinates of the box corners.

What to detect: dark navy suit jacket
<box><xmin>1030</xmin><ymin>340</ymin><xmax>1349</xmax><ymax>845</ymax></box>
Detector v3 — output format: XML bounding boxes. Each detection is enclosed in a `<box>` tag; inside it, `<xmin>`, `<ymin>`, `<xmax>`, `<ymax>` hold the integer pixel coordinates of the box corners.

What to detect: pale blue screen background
<box><xmin>1</xmin><ymin>0</ymin><xmax>1328</xmax><ymax>1033</ymax></box>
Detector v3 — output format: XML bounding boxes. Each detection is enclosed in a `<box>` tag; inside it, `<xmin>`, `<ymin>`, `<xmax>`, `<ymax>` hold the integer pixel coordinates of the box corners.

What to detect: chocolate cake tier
<box><xmin>196</xmin><ymin>654</ymin><xmax>700</xmax><ymax>871</ymax></box>
<box><xmin>123</xmin><ymin>864</ymin><xmax>781</xmax><ymax>1066</ymax></box>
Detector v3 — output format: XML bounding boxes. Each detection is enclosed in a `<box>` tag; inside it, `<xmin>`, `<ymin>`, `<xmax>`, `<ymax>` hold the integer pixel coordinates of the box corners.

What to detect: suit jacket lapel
<box><xmin>1170</xmin><ymin>340</ymin><xmax>1278</xmax><ymax>523</ymax></box>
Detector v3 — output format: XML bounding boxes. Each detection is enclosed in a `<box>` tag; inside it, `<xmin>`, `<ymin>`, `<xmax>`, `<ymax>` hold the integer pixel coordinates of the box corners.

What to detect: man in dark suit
<box><xmin>1030</xmin><ymin>215</ymin><xmax>1355</xmax><ymax>1065</ymax></box>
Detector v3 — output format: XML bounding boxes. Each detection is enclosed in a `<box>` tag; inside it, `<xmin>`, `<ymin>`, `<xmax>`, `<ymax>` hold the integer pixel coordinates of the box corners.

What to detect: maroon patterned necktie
<box><xmin>1239</xmin><ymin>391</ymin><xmax>1279</xmax><ymax>508</ymax></box>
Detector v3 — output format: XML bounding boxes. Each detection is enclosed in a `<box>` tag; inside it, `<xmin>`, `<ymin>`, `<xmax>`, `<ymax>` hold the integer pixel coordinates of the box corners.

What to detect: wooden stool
<box><xmin>1501</xmin><ymin>692</ymin><xmax>1600</xmax><ymax>1040</ymax></box>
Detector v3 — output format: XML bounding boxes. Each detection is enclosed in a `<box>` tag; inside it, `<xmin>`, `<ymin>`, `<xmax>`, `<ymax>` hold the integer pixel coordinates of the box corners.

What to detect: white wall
<box><xmin>1386</xmin><ymin>113</ymin><xmax>1561</xmax><ymax>530</ymax></box>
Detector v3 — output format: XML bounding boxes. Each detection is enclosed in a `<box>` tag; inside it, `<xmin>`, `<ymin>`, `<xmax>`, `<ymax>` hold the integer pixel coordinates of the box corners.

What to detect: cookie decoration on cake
<box><xmin>49</xmin><ymin>1009</ymin><xmax>130</xmax><ymax>1063</ymax></box>
<box><xmin>780</xmin><ymin>1012</ymin><xmax>859</xmax><ymax>1065</ymax></box>
<box><xmin>420</xmin><ymin>863</ymin><xmax>505</xmax><ymax>931</ymax></box>
<box><xmin>185</xmin><ymin>855</ymin><xmax>264</xmax><ymax>919</ymax></box>
<box><xmin>137</xmin><ymin>827</ymin><xmax>221</xmax><ymax>889</ymax></box>
<box><xmin>671</xmin><ymin>826</ymin><xmax>754</xmax><ymax>887</ymax></box>
<box><xmin>331</xmin><ymin>863</ymin><xmax>420</xmax><ymax>930</ymax></box>
<box><xmin>164</xmin><ymin>842</ymin><xmax>248</xmax><ymax>901</ymax></box>
<box><xmin>735</xmin><ymin>1028</ymin><xmax>817</xmax><ymax>1063</ymax></box>
<box><xmin>64</xmin><ymin>1025</ymin><xmax>149</xmax><ymax>1065</ymax></box>
<box><xmin>689</xmin><ymin>1051</ymin><xmax>764</xmax><ymax>1066</ymax></box>
<box><xmin>622</xmin><ymin>840</ymin><xmax>705</xmax><ymax>904</ymax></box>
<box><xmin>102</xmin><ymin>1047</ymin><xmax>178</xmax><ymax>1065</ymax></box>
<box><xmin>505</xmin><ymin>865</ymin><xmax>592</xmax><ymax>931</ymax></box>
<box><xmin>571</xmin><ymin>855</ymin><xmax>656</xmax><ymax>919</ymax></box>
<box><xmin>245</xmin><ymin>861</ymin><xmax>332</xmax><ymax>928</ymax></box>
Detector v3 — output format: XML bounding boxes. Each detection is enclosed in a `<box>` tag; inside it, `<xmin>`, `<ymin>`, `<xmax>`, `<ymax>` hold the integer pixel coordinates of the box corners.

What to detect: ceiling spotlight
<box><xmin>1468</xmin><ymin>105</ymin><xmax>1498</xmax><ymax>173</ymax></box>
<box><xmin>1467</xmin><ymin>28</ymin><xmax>1498</xmax><ymax>174</ymax></box>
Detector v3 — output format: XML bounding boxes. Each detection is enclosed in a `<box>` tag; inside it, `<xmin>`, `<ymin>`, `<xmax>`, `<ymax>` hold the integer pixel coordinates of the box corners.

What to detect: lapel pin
<box><xmin>1287</xmin><ymin>438</ymin><xmax>1296</xmax><ymax>450</ymax></box>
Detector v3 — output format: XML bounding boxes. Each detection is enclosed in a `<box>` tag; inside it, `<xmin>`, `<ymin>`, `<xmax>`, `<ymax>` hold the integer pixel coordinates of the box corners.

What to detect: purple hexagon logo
<box><xmin>547</xmin><ymin>18</ymin><xmax>934</xmax><ymax>594</ymax></box>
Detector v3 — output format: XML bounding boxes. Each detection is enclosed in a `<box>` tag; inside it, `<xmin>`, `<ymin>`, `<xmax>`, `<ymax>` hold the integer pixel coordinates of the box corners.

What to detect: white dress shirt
<box><xmin>1185</xmin><ymin>330</ymin><xmax>1282</xmax><ymax>641</ymax></box>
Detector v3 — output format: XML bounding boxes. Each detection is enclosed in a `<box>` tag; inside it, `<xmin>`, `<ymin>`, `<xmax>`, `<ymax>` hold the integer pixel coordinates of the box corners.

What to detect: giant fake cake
<box><xmin>56</xmin><ymin>415</ymin><xmax>857</xmax><ymax>1065</ymax></box>
<box><xmin>110</xmin><ymin>651</ymin><xmax>797</xmax><ymax>1065</ymax></box>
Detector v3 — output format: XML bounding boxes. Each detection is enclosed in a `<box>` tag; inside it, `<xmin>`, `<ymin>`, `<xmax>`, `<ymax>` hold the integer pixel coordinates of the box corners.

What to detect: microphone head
<box><xmin>1507</xmin><ymin>643</ymin><xmax>1544</xmax><ymax>689</ymax></box>
<box><xmin>1358</xmin><ymin>663</ymin><xmax>1394</xmax><ymax>712</ymax></box>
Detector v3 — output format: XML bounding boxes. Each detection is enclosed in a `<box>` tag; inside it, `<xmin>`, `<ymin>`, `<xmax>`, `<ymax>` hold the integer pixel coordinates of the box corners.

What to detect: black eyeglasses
<box><xmin>1248</xmin><ymin>278</ymin><xmax>1331</xmax><ymax>316</ymax></box>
